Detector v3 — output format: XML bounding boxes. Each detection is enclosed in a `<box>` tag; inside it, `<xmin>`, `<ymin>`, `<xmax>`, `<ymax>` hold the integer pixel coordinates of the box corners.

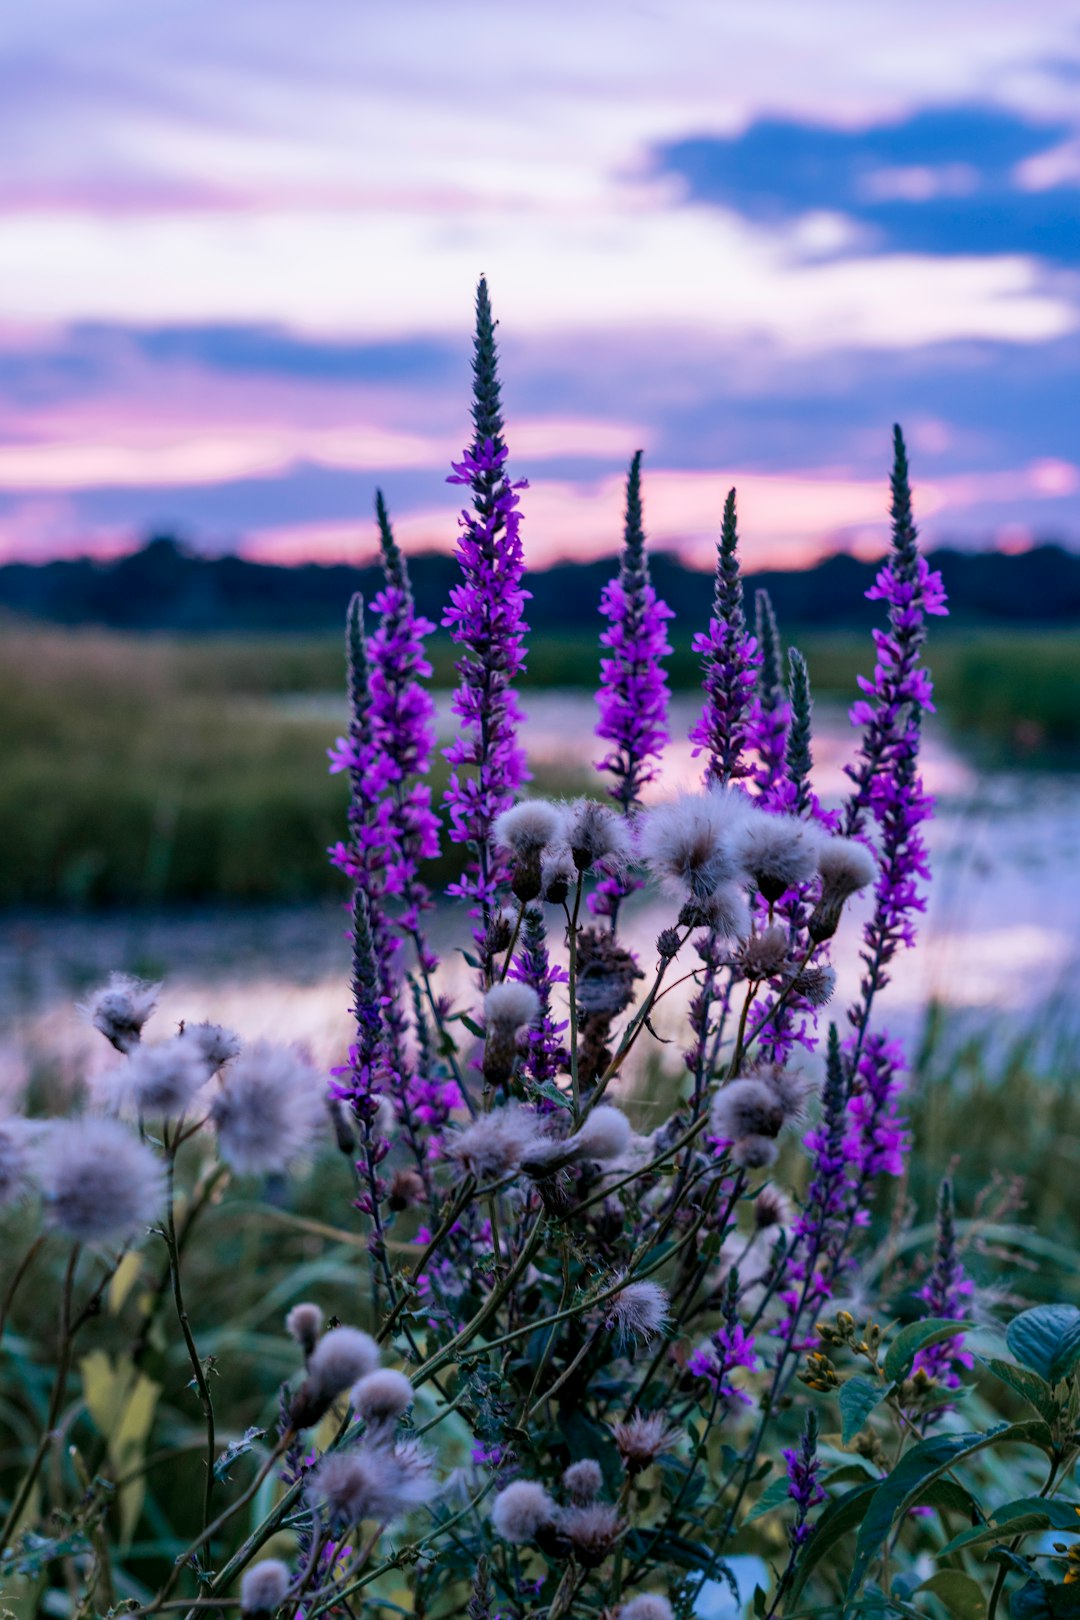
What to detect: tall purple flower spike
<box><xmin>913</xmin><ymin>1177</ymin><xmax>974</xmax><ymax>1389</ymax></box>
<box><xmin>442</xmin><ymin>277</ymin><xmax>530</xmax><ymax>942</ymax></box>
<box><xmin>747</xmin><ymin>588</ymin><xmax>791</xmax><ymax>806</ymax></box>
<box><xmin>689</xmin><ymin>488</ymin><xmax>760</xmax><ymax>786</ymax></box>
<box><xmin>592</xmin><ymin>450</ymin><xmax>673</xmax><ymax>920</ymax></box>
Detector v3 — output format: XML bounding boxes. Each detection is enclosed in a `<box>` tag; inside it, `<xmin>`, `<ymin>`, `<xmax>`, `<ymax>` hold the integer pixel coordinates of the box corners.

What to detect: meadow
<box><xmin>2</xmin><ymin>619</ymin><xmax>1076</xmax><ymax>907</ymax></box>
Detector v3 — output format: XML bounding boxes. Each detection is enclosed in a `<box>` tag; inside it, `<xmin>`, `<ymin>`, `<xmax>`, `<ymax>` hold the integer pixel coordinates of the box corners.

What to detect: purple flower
<box><xmin>689</xmin><ymin>1320</ymin><xmax>760</xmax><ymax>1406</ymax></box>
<box><xmin>689</xmin><ymin>488</ymin><xmax>760</xmax><ymax>787</ymax></box>
<box><xmin>784</xmin><ymin>1411</ymin><xmax>826</xmax><ymax>1547</ymax></box>
<box><xmin>508</xmin><ymin>907</ymin><xmax>569</xmax><ymax>1098</ymax></box>
<box><xmin>913</xmin><ymin>1177</ymin><xmax>974</xmax><ymax>1388</ymax></box>
<box><xmin>746</xmin><ymin>589</ymin><xmax>791</xmax><ymax>805</ymax></box>
<box><xmin>592</xmin><ymin>450</ymin><xmax>673</xmax><ymax>919</ymax></box>
<box><xmin>442</xmin><ymin>280</ymin><xmax>530</xmax><ymax>941</ymax></box>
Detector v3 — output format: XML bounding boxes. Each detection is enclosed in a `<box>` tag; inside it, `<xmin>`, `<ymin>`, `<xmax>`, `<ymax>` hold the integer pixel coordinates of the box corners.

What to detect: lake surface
<box><xmin>4</xmin><ymin>692</ymin><xmax>1078</xmax><ymax>1098</ymax></box>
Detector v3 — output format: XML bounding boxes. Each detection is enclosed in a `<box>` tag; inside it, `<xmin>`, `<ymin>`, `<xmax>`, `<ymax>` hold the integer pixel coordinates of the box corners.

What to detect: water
<box><xmin>4</xmin><ymin>694</ymin><xmax>1078</xmax><ymax>1095</ymax></box>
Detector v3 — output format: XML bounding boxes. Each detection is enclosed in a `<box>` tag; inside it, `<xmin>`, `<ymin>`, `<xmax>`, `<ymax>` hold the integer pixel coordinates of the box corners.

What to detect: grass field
<box><xmin>0</xmin><ymin>620</ymin><xmax>1077</xmax><ymax>905</ymax></box>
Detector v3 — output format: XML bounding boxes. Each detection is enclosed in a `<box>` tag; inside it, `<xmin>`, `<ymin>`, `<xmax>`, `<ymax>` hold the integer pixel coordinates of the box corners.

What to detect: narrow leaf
<box><xmin>839</xmin><ymin>1375</ymin><xmax>886</xmax><ymax>1444</ymax></box>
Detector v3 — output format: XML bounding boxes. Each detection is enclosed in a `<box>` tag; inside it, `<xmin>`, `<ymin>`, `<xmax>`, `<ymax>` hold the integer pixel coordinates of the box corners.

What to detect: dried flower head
<box><xmin>180</xmin><ymin>1021</ymin><xmax>243</xmax><ymax>1070</ymax></box>
<box><xmin>493</xmin><ymin>799</ymin><xmax>564</xmax><ymax>856</ymax></box>
<box><xmin>762</xmin><ymin>1067</ymin><xmax>816</xmax><ymax>1126</ymax></box>
<box><xmin>240</xmin><ymin>1559</ymin><xmax>291</xmax><ymax>1617</ymax></box>
<box><xmin>285</xmin><ymin>1301</ymin><xmax>324</xmax><ymax>1357</ymax></box>
<box><xmin>490</xmin><ymin>1479</ymin><xmax>557</xmax><ymax>1544</ymax></box>
<box><xmin>39</xmin><ymin>1116</ymin><xmax>165</xmax><ymax>1245</ymax></box>
<box><xmin>741</xmin><ymin>925</ymin><xmax>790</xmax><ymax>981</ymax></box>
<box><xmin>561</xmin><ymin>1501</ymin><xmax>624</xmax><ymax>1567</ymax></box>
<box><xmin>611</xmin><ymin>1412</ymin><xmax>679</xmax><ymax>1473</ymax></box>
<box><xmin>352</xmin><ymin>1368</ymin><xmax>413</xmax><ymax>1426</ymax></box>
<box><xmin>564</xmin><ymin>798</ymin><xmax>632</xmax><ymax>872</ymax></box>
<box><xmin>540</xmin><ymin>846</ymin><xmax>576</xmax><ymax>904</ymax></box>
<box><xmin>79</xmin><ymin>973</ymin><xmax>161</xmax><ymax>1054</ymax></box>
<box><xmin>790</xmin><ymin>963</ymin><xmax>837</xmax><ymax>1007</ymax></box>
<box><xmin>710</xmin><ymin>1080</ymin><xmax>784</xmax><ymax>1143</ymax></box>
<box><xmin>121</xmin><ymin>1037</ymin><xmax>212</xmax><ymax>1120</ymax></box>
<box><xmin>290</xmin><ymin>1325</ymin><xmax>380</xmax><ymax>1428</ymax></box>
<box><xmin>753</xmin><ymin>1184</ymin><xmax>793</xmax><ymax>1230</ymax></box>
<box><xmin>810</xmin><ymin>836</ymin><xmax>878</xmax><ymax>941</ymax></box>
<box><xmin>733</xmin><ymin>813</ymin><xmax>823</xmax><ymax>903</ymax></box>
<box><xmin>679</xmin><ymin>882</ymin><xmax>752</xmax><ymax>941</ymax></box>
<box><xmin>607</xmin><ymin>1280</ymin><xmax>670</xmax><ymax>1345</ymax></box>
<box><xmin>209</xmin><ymin>1042</ymin><xmax>326</xmax><ymax>1176</ymax></box>
<box><xmin>388</xmin><ymin>1167</ymin><xmax>427</xmax><ymax>1211</ymax></box>
<box><xmin>732</xmin><ymin>1134</ymin><xmax>779</xmax><ymax>1170</ymax></box>
<box><xmin>562</xmin><ymin>1458</ymin><xmax>603</xmax><ymax>1504</ymax></box>
<box><xmin>621</xmin><ymin>1596</ymin><xmax>675</xmax><ymax>1620</ymax></box>
<box><xmin>0</xmin><ymin>1116</ymin><xmax>35</xmax><ymax>1208</ymax></box>
<box><xmin>640</xmin><ymin>788</ymin><xmax>754</xmax><ymax>900</ymax></box>
<box><xmin>576</xmin><ymin>928</ymin><xmax>644</xmax><ymax>1017</ymax></box>
<box><xmin>569</xmin><ymin>1105</ymin><xmax>633</xmax><ymax>1164</ymax></box>
<box><xmin>484</xmin><ymin>981</ymin><xmax>541</xmax><ymax>1030</ymax></box>
<box><xmin>306</xmin><ymin>1444</ymin><xmax>433</xmax><ymax>1527</ymax></box>
<box><xmin>448</xmin><ymin>1104</ymin><xmax>554</xmax><ymax>1182</ymax></box>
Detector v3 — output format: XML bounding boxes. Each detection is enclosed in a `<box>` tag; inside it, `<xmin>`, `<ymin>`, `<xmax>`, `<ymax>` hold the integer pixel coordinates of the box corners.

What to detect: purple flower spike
<box><xmin>913</xmin><ymin>1176</ymin><xmax>974</xmax><ymax>1389</ymax></box>
<box><xmin>592</xmin><ymin>450</ymin><xmax>673</xmax><ymax>919</ymax></box>
<box><xmin>442</xmin><ymin>278</ymin><xmax>530</xmax><ymax>942</ymax></box>
<box><xmin>689</xmin><ymin>488</ymin><xmax>761</xmax><ymax>787</ymax></box>
<box><xmin>784</xmin><ymin>1411</ymin><xmax>826</xmax><ymax>1548</ymax></box>
<box><xmin>747</xmin><ymin>588</ymin><xmax>791</xmax><ymax>806</ymax></box>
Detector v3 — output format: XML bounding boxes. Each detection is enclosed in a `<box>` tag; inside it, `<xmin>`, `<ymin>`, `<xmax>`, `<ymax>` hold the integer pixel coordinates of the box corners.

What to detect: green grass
<box><xmin>0</xmin><ymin>621</ymin><xmax>1076</xmax><ymax>905</ymax></box>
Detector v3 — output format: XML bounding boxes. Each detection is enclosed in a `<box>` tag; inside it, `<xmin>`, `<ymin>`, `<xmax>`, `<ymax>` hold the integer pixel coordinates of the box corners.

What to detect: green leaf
<box><xmin>940</xmin><ymin>1498</ymin><xmax>1080</xmax><ymax>1557</ymax></box>
<box><xmin>847</xmin><ymin>1421</ymin><xmax>1055</xmax><ymax>1598</ymax></box>
<box><xmin>1007</xmin><ymin>1306</ymin><xmax>1080</xmax><ymax>1381</ymax></box>
<box><xmin>786</xmin><ymin>1481</ymin><xmax>878</xmax><ymax>1608</ymax></box>
<box><xmin>840</xmin><ymin>1375</ymin><xmax>886</xmax><ymax>1444</ymax></box>
<box><xmin>883</xmin><ymin>1318</ymin><xmax>967</xmax><ymax>1384</ymax></box>
<box><xmin>213</xmin><ymin>1425</ymin><xmax>267</xmax><ymax>1482</ymax></box>
<box><xmin>1050</xmin><ymin>1319</ymin><xmax>1080</xmax><ymax>1385</ymax></box>
<box><xmin>531</xmin><ymin>1080</ymin><xmax>573</xmax><ymax>1111</ymax></box>
<box><xmin>1013</xmin><ymin>1578</ymin><xmax>1053</xmax><ymax>1620</ymax></box>
<box><xmin>982</xmin><ymin>1358</ymin><xmax>1059</xmax><ymax>1424</ymax></box>
<box><xmin>917</xmin><ymin>1571</ymin><xmax>986</xmax><ymax>1620</ymax></box>
<box><xmin>745</xmin><ymin>1473</ymin><xmax>793</xmax><ymax>1525</ymax></box>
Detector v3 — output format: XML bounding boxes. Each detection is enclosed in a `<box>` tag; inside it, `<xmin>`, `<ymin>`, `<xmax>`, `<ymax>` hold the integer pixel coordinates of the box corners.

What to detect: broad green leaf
<box><xmin>1050</xmin><ymin>1318</ymin><xmax>1080</xmax><ymax>1385</ymax></box>
<box><xmin>1007</xmin><ymin>1306</ymin><xmax>1080</xmax><ymax>1381</ymax></box>
<box><xmin>917</xmin><ymin>1570</ymin><xmax>985</xmax><ymax>1620</ymax></box>
<box><xmin>745</xmin><ymin>1473</ymin><xmax>793</xmax><ymax>1524</ymax></box>
<box><xmin>840</xmin><ymin>1374</ymin><xmax>886</xmax><ymax>1444</ymax></box>
<box><xmin>80</xmin><ymin>1350</ymin><xmax>160</xmax><ymax>1546</ymax></box>
<box><xmin>847</xmin><ymin>1421</ymin><xmax>1055</xmax><ymax>1598</ymax></box>
<box><xmin>883</xmin><ymin>1318</ymin><xmax>967</xmax><ymax>1384</ymax></box>
<box><xmin>1012</xmin><ymin>1578</ymin><xmax>1053</xmax><ymax>1620</ymax></box>
<box><xmin>981</xmin><ymin>1358</ymin><xmax>1059</xmax><ymax>1424</ymax></box>
<box><xmin>107</xmin><ymin>1251</ymin><xmax>143</xmax><ymax>1315</ymax></box>
<box><xmin>940</xmin><ymin>1498</ymin><xmax>1080</xmax><ymax>1557</ymax></box>
<box><xmin>786</xmin><ymin>1481</ymin><xmax>878</xmax><ymax>1607</ymax></box>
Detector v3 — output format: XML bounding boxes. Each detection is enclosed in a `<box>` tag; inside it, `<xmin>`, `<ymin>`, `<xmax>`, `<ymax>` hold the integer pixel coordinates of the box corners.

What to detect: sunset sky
<box><xmin>3</xmin><ymin>1</ymin><xmax>1080</xmax><ymax>571</ymax></box>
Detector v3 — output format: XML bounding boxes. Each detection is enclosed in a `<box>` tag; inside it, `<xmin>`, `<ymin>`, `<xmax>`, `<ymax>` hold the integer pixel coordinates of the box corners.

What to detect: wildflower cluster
<box><xmin>1</xmin><ymin>284</ymin><xmax>980</xmax><ymax>1620</ymax></box>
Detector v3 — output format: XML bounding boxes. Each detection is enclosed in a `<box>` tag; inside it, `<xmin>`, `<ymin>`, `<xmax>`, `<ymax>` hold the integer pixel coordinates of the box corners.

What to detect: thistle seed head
<box><xmin>563</xmin><ymin>798</ymin><xmax>632</xmax><ymax>872</ymax></box>
<box><xmin>611</xmin><ymin>1412</ymin><xmax>679</xmax><ymax>1473</ymax></box>
<box><xmin>352</xmin><ymin>1368</ymin><xmax>414</xmax><ymax>1426</ymax></box>
<box><xmin>562</xmin><ymin>1458</ymin><xmax>603</xmax><ymax>1504</ymax></box>
<box><xmin>561</xmin><ymin>1501</ymin><xmax>624</xmax><ymax>1567</ymax></box>
<box><xmin>620</xmin><ymin>1596</ymin><xmax>675</xmax><ymax>1620</ymax></box>
<box><xmin>710</xmin><ymin>1079</ymin><xmax>784</xmax><ymax>1143</ymax></box>
<box><xmin>0</xmin><ymin>1116</ymin><xmax>36</xmax><ymax>1208</ymax></box>
<box><xmin>640</xmin><ymin>788</ymin><xmax>754</xmax><ymax>900</ymax></box>
<box><xmin>732</xmin><ymin>813</ymin><xmax>823</xmax><ymax>903</ymax></box>
<box><xmin>285</xmin><ymin>1301</ymin><xmax>323</xmax><ymax>1358</ymax></box>
<box><xmin>39</xmin><ymin>1116</ymin><xmax>165</xmax><ymax>1246</ymax></box>
<box><xmin>180</xmin><ymin>1021</ymin><xmax>243</xmax><ymax>1070</ymax></box>
<box><xmin>490</xmin><ymin>1479</ymin><xmax>557</xmax><ymax>1544</ymax></box>
<box><xmin>740</xmin><ymin>925</ymin><xmax>791</xmax><ymax>980</ymax></box>
<box><xmin>239</xmin><ymin>1559</ymin><xmax>291</xmax><ymax>1617</ymax></box>
<box><xmin>208</xmin><ymin>1042</ymin><xmax>327</xmax><ymax>1177</ymax></box>
<box><xmin>606</xmin><ymin>1280</ymin><xmax>670</xmax><ymax>1345</ymax></box>
<box><xmin>731</xmin><ymin>1134</ymin><xmax>779</xmax><ymax>1170</ymax></box>
<box><xmin>493</xmin><ymin>800</ymin><xmax>565</xmax><ymax>856</ymax></box>
<box><xmin>121</xmin><ymin>1037</ymin><xmax>212</xmax><ymax>1120</ymax></box>
<box><xmin>79</xmin><ymin>973</ymin><xmax>161</xmax><ymax>1054</ymax></box>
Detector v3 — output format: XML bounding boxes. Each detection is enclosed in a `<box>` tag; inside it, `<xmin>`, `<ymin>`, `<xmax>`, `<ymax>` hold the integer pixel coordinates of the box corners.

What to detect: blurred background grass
<box><xmin>1</xmin><ymin>620</ymin><xmax>1077</xmax><ymax>906</ymax></box>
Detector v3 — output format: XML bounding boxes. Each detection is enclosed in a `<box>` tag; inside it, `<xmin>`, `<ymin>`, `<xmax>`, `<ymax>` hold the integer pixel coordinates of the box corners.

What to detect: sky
<box><xmin>2</xmin><ymin>0</ymin><xmax>1080</xmax><ymax>572</ymax></box>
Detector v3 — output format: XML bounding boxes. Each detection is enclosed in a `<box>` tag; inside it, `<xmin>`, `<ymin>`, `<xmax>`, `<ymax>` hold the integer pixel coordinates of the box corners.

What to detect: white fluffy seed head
<box><xmin>540</xmin><ymin>846</ymin><xmax>576</xmax><ymax>903</ymax></box>
<box><xmin>180</xmin><ymin>1021</ymin><xmax>243</xmax><ymax>1070</ymax></box>
<box><xmin>493</xmin><ymin>800</ymin><xmax>565</xmax><ymax>855</ymax></box>
<box><xmin>762</xmin><ymin>1068</ymin><xmax>816</xmax><ymax>1126</ymax></box>
<box><xmin>79</xmin><ymin>973</ymin><xmax>161</xmax><ymax>1054</ymax></box>
<box><xmin>710</xmin><ymin>1080</ymin><xmax>785</xmax><ymax>1143</ymax></box>
<box><xmin>490</xmin><ymin>1479</ymin><xmax>557</xmax><ymax>1544</ymax></box>
<box><xmin>306</xmin><ymin>1444</ymin><xmax>434</xmax><ymax>1526</ymax></box>
<box><xmin>121</xmin><ymin>1037</ymin><xmax>212</xmax><ymax>1119</ymax></box>
<box><xmin>239</xmin><ymin>1558</ymin><xmax>291</xmax><ymax>1616</ymax></box>
<box><xmin>483</xmin><ymin>981</ymin><xmax>541</xmax><ymax>1031</ymax></box>
<box><xmin>285</xmin><ymin>1301</ymin><xmax>323</xmax><ymax>1356</ymax></box>
<box><xmin>733</xmin><ymin>813</ymin><xmax>823</xmax><ymax>902</ymax></box>
<box><xmin>0</xmin><ymin>1116</ymin><xmax>36</xmax><ymax>1208</ymax></box>
<box><xmin>564</xmin><ymin>799</ymin><xmax>633</xmax><ymax>871</ymax></box>
<box><xmin>307</xmin><ymin>1326</ymin><xmax>380</xmax><ymax>1400</ymax></box>
<box><xmin>621</xmin><ymin>1596</ymin><xmax>675</xmax><ymax>1620</ymax></box>
<box><xmin>732</xmin><ymin>1134</ymin><xmax>779</xmax><ymax>1170</ymax></box>
<box><xmin>607</xmin><ymin>1280</ymin><xmax>670</xmax><ymax>1345</ymax></box>
<box><xmin>39</xmin><ymin>1116</ymin><xmax>165</xmax><ymax>1245</ymax></box>
<box><xmin>448</xmin><ymin>1104</ymin><xmax>554</xmax><ymax>1182</ymax></box>
<box><xmin>818</xmin><ymin>836</ymin><xmax>878</xmax><ymax>899</ymax></box>
<box><xmin>680</xmin><ymin>882</ymin><xmax>753</xmax><ymax>941</ymax></box>
<box><xmin>563</xmin><ymin>1458</ymin><xmax>603</xmax><ymax>1504</ymax></box>
<box><xmin>208</xmin><ymin>1042</ymin><xmax>327</xmax><ymax>1176</ymax></box>
<box><xmin>352</xmin><ymin>1368</ymin><xmax>414</xmax><ymax>1425</ymax></box>
<box><xmin>569</xmin><ymin>1106</ymin><xmax>633</xmax><ymax>1163</ymax></box>
<box><xmin>640</xmin><ymin>789</ymin><xmax>754</xmax><ymax>900</ymax></box>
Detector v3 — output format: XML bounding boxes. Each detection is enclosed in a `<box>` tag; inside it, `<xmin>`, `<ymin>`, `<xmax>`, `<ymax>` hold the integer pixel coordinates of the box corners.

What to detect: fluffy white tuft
<box><xmin>39</xmin><ymin>1116</ymin><xmax>165</xmax><ymax>1245</ymax></box>
<box><xmin>563</xmin><ymin>1458</ymin><xmax>603</xmax><ymax>1504</ymax></box>
<box><xmin>640</xmin><ymin>789</ymin><xmax>755</xmax><ymax>899</ymax></box>
<box><xmin>306</xmin><ymin>1443</ymin><xmax>434</xmax><ymax>1526</ymax></box>
<box><xmin>621</xmin><ymin>1596</ymin><xmax>675</xmax><ymax>1620</ymax></box>
<box><xmin>307</xmin><ymin>1326</ymin><xmax>380</xmax><ymax>1399</ymax></box>
<box><xmin>569</xmin><ymin>1105</ymin><xmax>633</xmax><ymax>1163</ymax></box>
<box><xmin>731</xmin><ymin>1134</ymin><xmax>779</xmax><ymax>1170</ymax></box>
<box><xmin>710</xmin><ymin>1080</ymin><xmax>784</xmax><ymax>1143</ymax></box>
<box><xmin>352</xmin><ymin>1368</ymin><xmax>414</xmax><ymax>1425</ymax></box>
<box><xmin>209</xmin><ymin>1042</ymin><xmax>327</xmax><ymax>1176</ymax></box>
<box><xmin>448</xmin><ymin>1104</ymin><xmax>554</xmax><ymax>1182</ymax></box>
<box><xmin>818</xmin><ymin>836</ymin><xmax>878</xmax><ymax>898</ymax></box>
<box><xmin>563</xmin><ymin>799</ymin><xmax>633</xmax><ymax>870</ymax></box>
<box><xmin>285</xmin><ymin>1301</ymin><xmax>323</xmax><ymax>1355</ymax></box>
<box><xmin>78</xmin><ymin>973</ymin><xmax>161</xmax><ymax>1054</ymax></box>
<box><xmin>0</xmin><ymin>1116</ymin><xmax>36</xmax><ymax>1208</ymax></box>
<box><xmin>607</xmin><ymin>1280</ymin><xmax>670</xmax><ymax>1344</ymax></box>
<box><xmin>484</xmin><ymin>981</ymin><xmax>541</xmax><ymax>1030</ymax></box>
<box><xmin>732</xmin><ymin>813</ymin><xmax>823</xmax><ymax>901</ymax></box>
<box><xmin>180</xmin><ymin>1021</ymin><xmax>243</xmax><ymax>1070</ymax></box>
<box><xmin>490</xmin><ymin>1479</ymin><xmax>556</xmax><ymax>1543</ymax></box>
<box><xmin>239</xmin><ymin>1558</ymin><xmax>291</xmax><ymax>1615</ymax></box>
<box><xmin>493</xmin><ymin>800</ymin><xmax>565</xmax><ymax>855</ymax></box>
<box><xmin>120</xmin><ymin>1037</ymin><xmax>212</xmax><ymax>1119</ymax></box>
